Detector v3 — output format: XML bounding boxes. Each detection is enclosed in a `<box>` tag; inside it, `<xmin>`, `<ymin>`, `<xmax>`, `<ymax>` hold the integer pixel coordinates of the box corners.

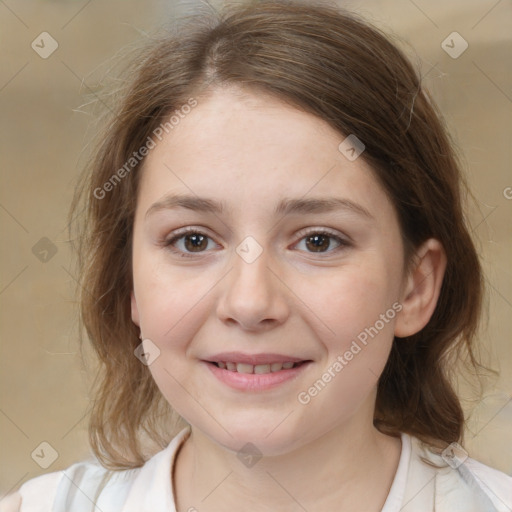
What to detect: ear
<box><xmin>131</xmin><ymin>290</ymin><xmax>140</xmax><ymax>327</ymax></box>
<box><xmin>394</xmin><ymin>238</ymin><xmax>447</xmax><ymax>338</ymax></box>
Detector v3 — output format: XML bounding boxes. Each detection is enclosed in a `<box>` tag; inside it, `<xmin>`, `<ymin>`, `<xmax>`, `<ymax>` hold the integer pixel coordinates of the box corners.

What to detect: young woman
<box><xmin>2</xmin><ymin>1</ymin><xmax>510</xmax><ymax>511</ymax></box>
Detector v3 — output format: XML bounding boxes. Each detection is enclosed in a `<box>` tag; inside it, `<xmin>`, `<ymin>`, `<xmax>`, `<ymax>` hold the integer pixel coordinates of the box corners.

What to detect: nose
<box><xmin>215</xmin><ymin>247</ymin><xmax>290</xmax><ymax>332</ymax></box>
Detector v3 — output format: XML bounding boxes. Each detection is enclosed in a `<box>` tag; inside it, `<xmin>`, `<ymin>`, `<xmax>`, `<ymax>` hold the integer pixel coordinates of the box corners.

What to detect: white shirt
<box><xmin>1</xmin><ymin>427</ymin><xmax>511</xmax><ymax>511</ymax></box>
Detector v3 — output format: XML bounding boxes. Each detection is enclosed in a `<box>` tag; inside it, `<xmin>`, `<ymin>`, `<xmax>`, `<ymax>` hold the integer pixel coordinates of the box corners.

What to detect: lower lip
<box><xmin>203</xmin><ymin>361</ymin><xmax>311</xmax><ymax>391</ymax></box>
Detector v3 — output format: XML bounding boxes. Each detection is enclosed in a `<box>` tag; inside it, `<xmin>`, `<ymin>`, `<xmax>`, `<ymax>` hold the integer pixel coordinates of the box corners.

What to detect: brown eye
<box><xmin>164</xmin><ymin>228</ymin><xmax>349</xmax><ymax>258</ymax></box>
<box><xmin>294</xmin><ymin>230</ymin><xmax>349</xmax><ymax>255</ymax></box>
<box><xmin>164</xmin><ymin>229</ymin><xmax>217</xmax><ymax>257</ymax></box>
<box><xmin>304</xmin><ymin>233</ymin><xmax>333</xmax><ymax>252</ymax></box>
<box><xmin>182</xmin><ymin>233</ymin><xmax>208</xmax><ymax>252</ymax></box>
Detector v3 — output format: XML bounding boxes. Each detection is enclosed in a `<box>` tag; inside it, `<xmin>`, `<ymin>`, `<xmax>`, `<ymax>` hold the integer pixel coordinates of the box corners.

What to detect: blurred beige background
<box><xmin>0</xmin><ymin>0</ymin><xmax>511</xmax><ymax>497</ymax></box>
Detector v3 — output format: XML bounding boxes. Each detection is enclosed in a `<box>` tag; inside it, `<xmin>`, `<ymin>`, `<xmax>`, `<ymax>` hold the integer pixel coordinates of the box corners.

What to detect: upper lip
<box><xmin>204</xmin><ymin>352</ymin><xmax>307</xmax><ymax>365</ymax></box>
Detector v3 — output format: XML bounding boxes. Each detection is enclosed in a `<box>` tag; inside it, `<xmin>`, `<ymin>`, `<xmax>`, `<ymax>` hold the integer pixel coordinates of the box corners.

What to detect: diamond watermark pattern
<box><xmin>237</xmin><ymin>442</ymin><xmax>263</xmax><ymax>468</ymax></box>
<box><xmin>31</xmin><ymin>441</ymin><xmax>59</xmax><ymax>469</ymax></box>
<box><xmin>236</xmin><ymin>236</ymin><xmax>263</xmax><ymax>264</ymax></box>
<box><xmin>441</xmin><ymin>32</ymin><xmax>468</xmax><ymax>59</ymax></box>
<box><xmin>31</xmin><ymin>32</ymin><xmax>59</xmax><ymax>59</ymax></box>
<box><xmin>338</xmin><ymin>134</ymin><xmax>365</xmax><ymax>161</ymax></box>
<box><xmin>32</xmin><ymin>237</ymin><xmax>58</xmax><ymax>262</ymax></box>
<box><xmin>134</xmin><ymin>338</ymin><xmax>161</xmax><ymax>366</ymax></box>
<box><xmin>442</xmin><ymin>442</ymin><xmax>468</xmax><ymax>469</ymax></box>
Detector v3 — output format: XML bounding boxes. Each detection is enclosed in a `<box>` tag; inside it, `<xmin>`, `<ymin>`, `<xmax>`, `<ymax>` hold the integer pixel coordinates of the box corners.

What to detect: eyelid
<box><xmin>293</xmin><ymin>226</ymin><xmax>351</xmax><ymax>244</ymax></box>
<box><xmin>291</xmin><ymin>227</ymin><xmax>351</xmax><ymax>254</ymax></box>
<box><xmin>162</xmin><ymin>225</ymin><xmax>352</xmax><ymax>257</ymax></box>
<box><xmin>162</xmin><ymin>226</ymin><xmax>219</xmax><ymax>258</ymax></box>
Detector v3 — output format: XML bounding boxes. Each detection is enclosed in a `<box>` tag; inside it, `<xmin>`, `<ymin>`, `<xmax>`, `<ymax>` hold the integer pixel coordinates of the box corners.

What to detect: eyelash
<box><xmin>163</xmin><ymin>226</ymin><xmax>351</xmax><ymax>259</ymax></box>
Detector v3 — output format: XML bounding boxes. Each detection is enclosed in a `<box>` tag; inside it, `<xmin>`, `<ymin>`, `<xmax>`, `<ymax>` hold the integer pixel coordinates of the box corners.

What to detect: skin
<box><xmin>130</xmin><ymin>86</ymin><xmax>447</xmax><ymax>512</ymax></box>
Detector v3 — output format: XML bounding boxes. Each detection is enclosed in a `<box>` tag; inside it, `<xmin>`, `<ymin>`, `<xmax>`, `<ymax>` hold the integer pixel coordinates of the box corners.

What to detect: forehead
<box><xmin>137</xmin><ymin>87</ymin><xmax>395</xmax><ymax>223</ymax></box>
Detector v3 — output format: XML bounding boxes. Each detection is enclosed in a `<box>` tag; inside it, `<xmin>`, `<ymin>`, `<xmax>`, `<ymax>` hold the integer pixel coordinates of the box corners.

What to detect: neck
<box><xmin>173</xmin><ymin>408</ymin><xmax>402</xmax><ymax>512</ymax></box>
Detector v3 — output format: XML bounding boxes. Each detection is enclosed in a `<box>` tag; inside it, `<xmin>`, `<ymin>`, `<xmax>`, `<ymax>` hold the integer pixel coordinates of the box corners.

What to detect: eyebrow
<box><xmin>145</xmin><ymin>194</ymin><xmax>373</xmax><ymax>219</ymax></box>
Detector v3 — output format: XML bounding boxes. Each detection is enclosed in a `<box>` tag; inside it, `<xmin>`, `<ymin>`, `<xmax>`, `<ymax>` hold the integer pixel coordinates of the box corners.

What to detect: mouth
<box><xmin>202</xmin><ymin>353</ymin><xmax>312</xmax><ymax>391</ymax></box>
<box><xmin>208</xmin><ymin>361</ymin><xmax>306</xmax><ymax>374</ymax></box>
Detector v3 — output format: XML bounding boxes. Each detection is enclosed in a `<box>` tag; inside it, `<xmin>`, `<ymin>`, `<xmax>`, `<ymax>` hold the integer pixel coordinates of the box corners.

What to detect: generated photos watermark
<box><xmin>297</xmin><ymin>301</ymin><xmax>403</xmax><ymax>405</ymax></box>
<box><xmin>93</xmin><ymin>98</ymin><xmax>198</xmax><ymax>200</ymax></box>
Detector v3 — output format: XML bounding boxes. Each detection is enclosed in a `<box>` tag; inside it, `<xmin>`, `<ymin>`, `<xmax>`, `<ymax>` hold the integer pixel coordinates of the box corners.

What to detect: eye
<box><xmin>164</xmin><ymin>227</ymin><xmax>218</xmax><ymax>258</ymax></box>
<box><xmin>163</xmin><ymin>227</ymin><xmax>350</xmax><ymax>258</ymax></box>
<box><xmin>293</xmin><ymin>229</ymin><xmax>349</xmax><ymax>254</ymax></box>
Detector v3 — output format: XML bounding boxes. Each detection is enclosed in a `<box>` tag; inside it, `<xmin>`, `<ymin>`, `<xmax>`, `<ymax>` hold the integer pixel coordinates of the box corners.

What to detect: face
<box><xmin>131</xmin><ymin>87</ymin><xmax>408</xmax><ymax>456</ymax></box>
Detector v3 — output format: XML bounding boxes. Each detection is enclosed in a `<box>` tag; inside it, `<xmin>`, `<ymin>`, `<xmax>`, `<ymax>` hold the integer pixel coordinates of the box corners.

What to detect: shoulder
<box><xmin>405</xmin><ymin>434</ymin><xmax>512</xmax><ymax>512</ymax></box>
<box><xmin>1</xmin><ymin>459</ymin><xmax>138</xmax><ymax>512</ymax></box>
<box><xmin>1</xmin><ymin>427</ymin><xmax>190</xmax><ymax>512</ymax></box>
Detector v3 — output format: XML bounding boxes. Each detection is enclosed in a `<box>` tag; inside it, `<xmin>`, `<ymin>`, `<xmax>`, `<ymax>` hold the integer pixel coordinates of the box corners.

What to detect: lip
<box><xmin>204</xmin><ymin>352</ymin><xmax>305</xmax><ymax>365</ymax></box>
<box><xmin>202</xmin><ymin>357</ymin><xmax>312</xmax><ymax>392</ymax></box>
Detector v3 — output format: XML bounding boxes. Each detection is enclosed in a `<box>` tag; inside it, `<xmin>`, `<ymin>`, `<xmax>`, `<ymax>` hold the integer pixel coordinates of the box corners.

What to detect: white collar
<box><xmin>119</xmin><ymin>427</ymin><xmax>411</xmax><ymax>512</ymax></box>
<box><xmin>120</xmin><ymin>427</ymin><xmax>190</xmax><ymax>511</ymax></box>
<box><xmin>113</xmin><ymin>427</ymin><xmax>510</xmax><ymax>511</ymax></box>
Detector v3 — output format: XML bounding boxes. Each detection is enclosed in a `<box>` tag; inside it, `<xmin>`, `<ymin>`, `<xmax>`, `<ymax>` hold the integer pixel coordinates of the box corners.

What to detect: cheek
<box><xmin>295</xmin><ymin>268</ymin><xmax>397</xmax><ymax>423</ymax></box>
<box><xmin>293</xmin><ymin>261</ymin><xmax>399</xmax><ymax>346</ymax></box>
<box><xmin>133</xmin><ymin>255</ymin><xmax>214</xmax><ymax>346</ymax></box>
<box><xmin>291</xmin><ymin>259</ymin><xmax>399</xmax><ymax>412</ymax></box>
<box><xmin>133</xmin><ymin>260</ymin><xmax>215</xmax><ymax>422</ymax></box>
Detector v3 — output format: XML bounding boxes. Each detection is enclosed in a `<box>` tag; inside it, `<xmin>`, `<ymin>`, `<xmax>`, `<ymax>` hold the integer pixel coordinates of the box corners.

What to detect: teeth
<box><xmin>236</xmin><ymin>363</ymin><xmax>254</xmax><ymax>374</ymax></box>
<box><xmin>215</xmin><ymin>361</ymin><xmax>298</xmax><ymax>373</ymax></box>
<box><xmin>254</xmin><ymin>364</ymin><xmax>271</xmax><ymax>374</ymax></box>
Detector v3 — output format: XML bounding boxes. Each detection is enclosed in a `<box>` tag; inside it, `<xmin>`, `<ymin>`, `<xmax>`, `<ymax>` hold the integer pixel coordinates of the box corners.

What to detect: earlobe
<box><xmin>394</xmin><ymin>238</ymin><xmax>447</xmax><ymax>338</ymax></box>
<box><xmin>131</xmin><ymin>291</ymin><xmax>140</xmax><ymax>327</ymax></box>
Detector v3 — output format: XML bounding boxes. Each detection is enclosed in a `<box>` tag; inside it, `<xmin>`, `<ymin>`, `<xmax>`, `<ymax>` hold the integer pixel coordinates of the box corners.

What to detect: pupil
<box><xmin>185</xmin><ymin>234</ymin><xmax>207</xmax><ymax>252</ymax></box>
<box><xmin>306</xmin><ymin>234</ymin><xmax>329</xmax><ymax>252</ymax></box>
<box><xmin>182</xmin><ymin>233</ymin><xmax>331</xmax><ymax>253</ymax></box>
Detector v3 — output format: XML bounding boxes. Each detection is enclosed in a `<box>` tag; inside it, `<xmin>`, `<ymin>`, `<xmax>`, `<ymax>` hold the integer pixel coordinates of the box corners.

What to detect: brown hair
<box><xmin>70</xmin><ymin>0</ymin><xmax>486</xmax><ymax>469</ymax></box>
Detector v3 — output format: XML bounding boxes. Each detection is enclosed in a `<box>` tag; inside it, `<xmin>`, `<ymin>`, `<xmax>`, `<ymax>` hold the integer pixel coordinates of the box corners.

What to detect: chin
<box><xmin>198</xmin><ymin>417</ymin><xmax>307</xmax><ymax>458</ymax></box>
